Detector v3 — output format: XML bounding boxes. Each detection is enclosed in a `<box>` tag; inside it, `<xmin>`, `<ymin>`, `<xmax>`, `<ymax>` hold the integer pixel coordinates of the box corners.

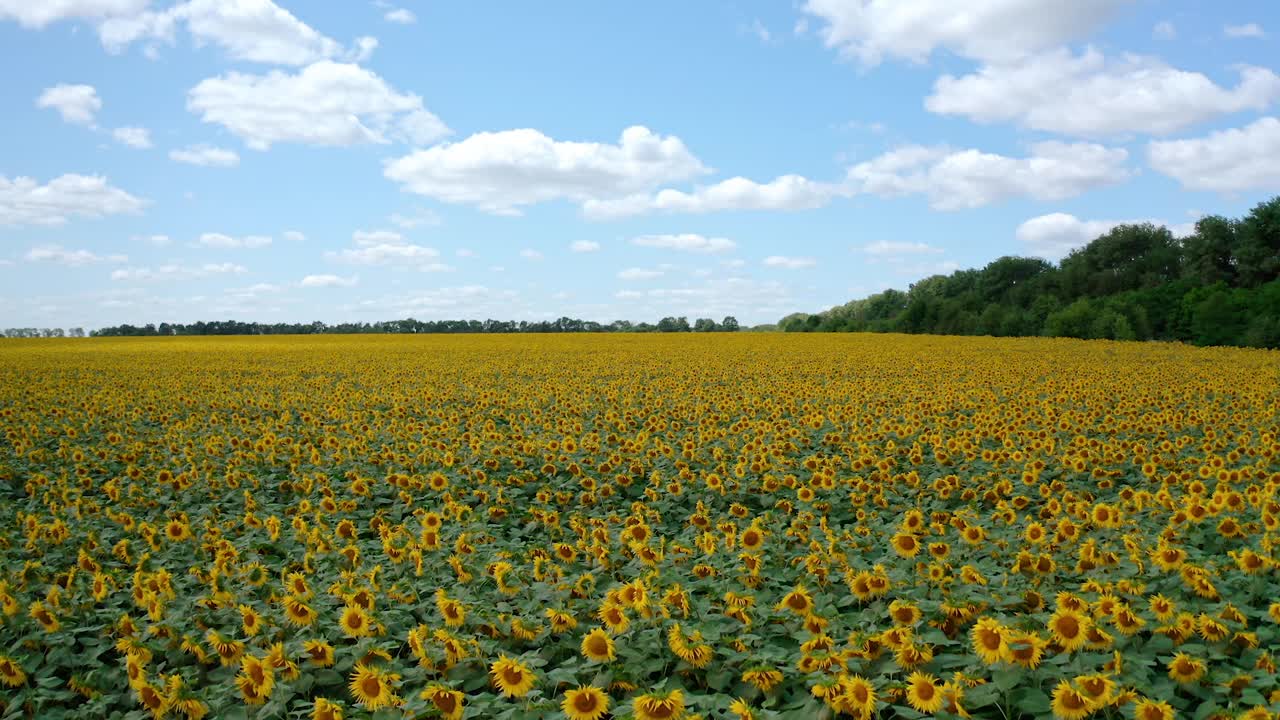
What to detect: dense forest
<box><xmin>781</xmin><ymin>196</ymin><xmax>1280</xmax><ymax>348</ymax></box>
<box><xmin>76</xmin><ymin>315</ymin><xmax>744</xmax><ymax>337</ymax></box>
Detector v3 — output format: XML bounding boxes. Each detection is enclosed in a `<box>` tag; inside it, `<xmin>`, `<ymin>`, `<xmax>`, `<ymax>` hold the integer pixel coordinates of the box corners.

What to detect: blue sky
<box><xmin>2</xmin><ymin>1</ymin><xmax>1278</xmax><ymax>329</ymax></box>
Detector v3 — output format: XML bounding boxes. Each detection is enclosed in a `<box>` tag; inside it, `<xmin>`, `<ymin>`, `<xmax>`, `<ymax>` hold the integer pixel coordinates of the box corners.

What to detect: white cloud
<box><xmin>631</xmin><ymin>234</ymin><xmax>737</xmax><ymax>253</ymax></box>
<box><xmin>1147</xmin><ymin>117</ymin><xmax>1280</xmax><ymax>192</ymax></box>
<box><xmin>350</xmin><ymin>285</ymin><xmax>520</xmax><ymax>317</ymax></box>
<box><xmin>1224</xmin><ymin>23</ymin><xmax>1265</xmax><ymax>38</ymax></box>
<box><xmin>0</xmin><ymin>173</ymin><xmax>146</xmax><ymax>227</ymax></box>
<box><xmin>611</xmin><ymin>277</ymin><xmax>798</xmax><ymax>318</ymax></box>
<box><xmin>859</xmin><ymin>240</ymin><xmax>943</xmax><ymax>256</ymax></box>
<box><xmin>300</xmin><ymin>273</ymin><xmax>357</xmax><ymax>288</ymax></box>
<box><xmin>570</xmin><ymin>240</ymin><xmax>601</xmax><ymax>253</ymax></box>
<box><xmin>618</xmin><ymin>267</ymin><xmax>663</xmax><ymax>280</ymax></box>
<box><xmin>36</xmin><ymin>84</ymin><xmax>101</xmax><ymax>125</ymax></box>
<box><xmin>801</xmin><ymin>0</ymin><xmax>1131</xmax><ymax>64</ymax></box>
<box><xmin>1016</xmin><ymin>213</ymin><xmax>1195</xmax><ymax>260</ymax></box>
<box><xmin>846</xmin><ymin>141</ymin><xmax>1129</xmax><ymax>209</ymax></box>
<box><xmin>1153</xmin><ymin>21</ymin><xmax>1176</xmax><ymax>40</ymax></box>
<box><xmin>111</xmin><ymin>262</ymin><xmax>247</xmax><ymax>281</ymax></box>
<box><xmin>188</xmin><ymin>61</ymin><xmax>448</xmax><ymax>150</ymax></box>
<box><xmin>384</xmin><ymin>126</ymin><xmax>707</xmax><ymax>215</ymax></box>
<box><xmin>132</xmin><ymin>234</ymin><xmax>171</xmax><ymax>247</ymax></box>
<box><xmin>927</xmin><ymin>48</ymin><xmax>1280</xmax><ymax>137</ymax></box>
<box><xmin>583</xmin><ymin>174</ymin><xmax>841</xmax><ymax>219</ymax></box>
<box><xmin>326</xmin><ymin>230</ymin><xmax>448</xmax><ymax>268</ymax></box>
<box><xmin>519</xmin><ymin>249</ymin><xmax>544</xmax><ymax>260</ymax></box>
<box><xmin>97</xmin><ymin>0</ymin><xmax>363</xmax><ymax>65</ymax></box>
<box><xmin>25</xmin><ymin>245</ymin><xmax>127</xmax><ymax>266</ymax></box>
<box><xmin>384</xmin><ymin>8</ymin><xmax>415</xmax><ymax>24</ymax></box>
<box><xmin>763</xmin><ymin>255</ymin><xmax>816</xmax><ymax>269</ymax></box>
<box><xmin>195</xmin><ymin>232</ymin><xmax>272</xmax><ymax>248</ymax></box>
<box><xmin>282</xmin><ymin>230</ymin><xmax>305</xmax><ymax>242</ymax></box>
<box><xmin>170</xmin><ymin>144</ymin><xmax>240</xmax><ymax>167</ymax></box>
<box><xmin>113</xmin><ymin>126</ymin><xmax>152</xmax><ymax>148</ymax></box>
<box><xmin>456</xmin><ymin>249</ymin><xmax>475</xmax><ymax>258</ymax></box>
<box><xmin>389</xmin><ymin>209</ymin><xmax>441</xmax><ymax>229</ymax></box>
<box><xmin>0</xmin><ymin>0</ymin><xmax>148</xmax><ymax>28</ymax></box>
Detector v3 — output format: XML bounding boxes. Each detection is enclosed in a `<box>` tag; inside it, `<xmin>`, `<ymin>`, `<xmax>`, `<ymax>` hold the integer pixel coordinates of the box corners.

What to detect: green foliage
<box><xmin>783</xmin><ymin>196</ymin><xmax>1280</xmax><ymax>348</ymax></box>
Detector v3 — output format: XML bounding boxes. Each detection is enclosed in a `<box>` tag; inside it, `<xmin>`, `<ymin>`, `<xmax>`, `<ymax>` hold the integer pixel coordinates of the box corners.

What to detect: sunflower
<box><xmin>1168</xmin><ymin>653</ymin><xmax>1206</xmax><ymax>684</ymax></box>
<box><xmin>239</xmin><ymin>605</ymin><xmax>262</xmax><ymax>636</ymax></box>
<box><xmin>1049</xmin><ymin>680</ymin><xmax>1091</xmax><ymax>720</ymax></box>
<box><xmin>599</xmin><ymin>603</ymin><xmax>630</xmax><ymax>634</ymax></box>
<box><xmin>490</xmin><ymin>655</ymin><xmax>536</xmax><ymax>698</ymax></box>
<box><xmin>1075</xmin><ymin>674</ymin><xmax>1115</xmax><ymax>708</ymax></box>
<box><xmin>891</xmin><ymin>533</ymin><xmax>922</xmax><ymax>557</ymax></box>
<box><xmin>970</xmin><ymin>617</ymin><xmax>1009</xmax><ymax>665</ymax></box>
<box><xmin>776</xmin><ymin>585</ymin><xmax>814</xmax><ymax>616</ymax></box>
<box><xmin>582</xmin><ymin>627</ymin><xmax>617</xmax><ymax>662</ymax></box>
<box><xmin>562</xmin><ymin>686</ymin><xmax>610</xmax><ymax>720</ymax></box>
<box><xmin>312</xmin><ymin>698</ymin><xmax>344</xmax><ymax>720</ymax></box>
<box><xmin>236</xmin><ymin>655</ymin><xmax>274</xmax><ymax>704</ymax></box>
<box><xmin>1047</xmin><ymin>608</ymin><xmax>1091</xmax><ymax>652</ymax></box>
<box><xmin>905</xmin><ymin>672</ymin><xmax>944</xmax><ymax>713</ymax></box>
<box><xmin>28</xmin><ymin>601</ymin><xmax>60</xmax><ymax>632</ymax></box>
<box><xmin>1132</xmin><ymin>699</ymin><xmax>1175</xmax><ymax>720</ymax></box>
<box><xmin>304</xmin><ymin>639</ymin><xmax>335</xmax><ymax>667</ymax></box>
<box><xmin>841</xmin><ymin>675</ymin><xmax>877</xmax><ymax>719</ymax></box>
<box><xmin>545</xmin><ymin>608</ymin><xmax>578</xmax><ymax>633</ymax></box>
<box><xmin>0</xmin><ymin>656</ymin><xmax>26</xmax><ymax>687</ymax></box>
<box><xmin>283</xmin><ymin>596</ymin><xmax>318</xmax><ymax>627</ymax></box>
<box><xmin>348</xmin><ymin>663</ymin><xmax>400</xmax><ymax>711</ymax></box>
<box><xmin>889</xmin><ymin>600</ymin><xmax>921</xmax><ymax>626</ymax></box>
<box><xmin>633</xmin><ymin>689</ymin><xmax>685</xmax><ymax>720</ymax></box>
<box><xmin>339</xmin><ymin>604</ymin><xmax>374</xmax><ymax>638</ymax></box>
<box><xmin>729</xmin><ymin>697</ymin><xmax>755</xmax><ymax>720</ymax></box>
<box><xmin>743</xmin><ymin>668</ymin><xmax>784</xmax><ymax>692</ymax></box>
<box><xmin>420</xmin><ymin>685</ymin><xmax>465</xmax><ymax>720</ymax></box>
<box><xmin>1006</xmin><ymin>632</ymin><xmax>1047</xmax><ymax>669</ymax></box>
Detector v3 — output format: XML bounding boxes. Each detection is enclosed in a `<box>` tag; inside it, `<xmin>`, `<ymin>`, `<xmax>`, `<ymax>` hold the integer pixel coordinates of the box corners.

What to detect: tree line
<box><xmin>83</xmin><ymin>316</ymin><xmax>744</xmax><ymax>337</ymax></box>
<box><xmin>780</xmin><ymin>196</ymin><xmax>1280</xmax><ymax>348</ymax></box>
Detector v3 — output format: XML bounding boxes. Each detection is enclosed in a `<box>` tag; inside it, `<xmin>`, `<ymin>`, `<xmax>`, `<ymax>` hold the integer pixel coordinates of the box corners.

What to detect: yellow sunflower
<box><xmin>1132</xmin><ymin>699</ymin><xmax>1175</xmax><ymax>720</ymax></box>
<box><xmin>490</xmin><ymin>655</ymin><xmax>536</xmax><ymax>698</ymax></box>
<box><xmin>742</xmin><ymin>668</ymin><xmax>784</xmax><ymax>692</ymax></box>
<box><xmin>1167</xmin><ymin>653</ymin><xmax>1206</xmax><ymax>684</ymax></box>
<box><xmin>970</xmin><ymin>617</ymin><xmax>1009</xmax><ymax>665</ymax></box>
<box><xmin>1049</xmin><ymin>680</ymin><xmax>1091</xmax><ymax>720</ymax></box>
<box><xmin>348</xmin><ymin>663</ymin><xmax>400</xmax><ymax>711</ymax></box>
<box><xmin>304</xmin><ymin>639</ymin><xmax>335</xmax><ymax>667</ymax></box>
<box><xmin>312</xmin><ymin>697</ymin><xmax>344</xmax><ymax>720</ymax></box>
<box><xmin>562</xmin><ymin>685</ymin><xmax>610</xmax><ymax>720</ymax></box>
<box><xmin>420</xmin><ymin>685</ymin><xmax>465</xmax><ymax>720</ymax></box>
<box><xmin>905</xmin><ymin>672</ymin><xmax>944</xmax><ymax>714</ymax></box>
<box><xmin>1047</xmin><ymin>608</ymin><xmax>1091</xmax><ymax>652</ymax></box>
<box><xmin>0</xmin><ymin>656</ymin><xmax>27</xmax><ymax>687</ymax></box>
<box><xmin>339</xmin><ymin>604</ymin><xmax>374</xmax><ymax>638</ymax></box>
<box><xmin>841</xmin><ymin>675</ymin><xmax>877</xmax><ymax>719</ymax></box>
<box><xmin>776</xmin><ymin>585</ymin><xmax>814</xmax><ymax>616</ymax></box>
<box><xmin>633</xmin><ymin>689</ymin><xmax>685</xmax><ymax>720</ymax></box>
<box><xmin>581</xmin><ymin>627</ymin><xmax>617</xmax><ymax>662</ymax></box>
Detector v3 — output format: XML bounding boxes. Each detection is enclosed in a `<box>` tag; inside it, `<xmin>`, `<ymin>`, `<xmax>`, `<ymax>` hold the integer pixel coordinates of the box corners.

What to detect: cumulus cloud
<box><xmin>582</xmin><ymin>174</ymin><xmax>841</xmax><ymax>219</ymax></box>
<box><xmin>859</xmin><ymin>241</ymin><xmax>943</xmax><ymax>256</ymax></box>
<box><xmin>113</xmin><ymin>126</ymin><xmax>152</xmax><ymax>148</ymax></box>
<box><xmin>1224</xmin><ymin>23</ymin><xmax>1265</xmax><ymax>38</ymax></box>
<box><xmin>846</xmin><ymin>141</ymin><xmax>1130</xmax><ymax>209</ymax></box>
<box><xmin>801</xmin><ymin>0</ymin><xmax>1131</xmax><ymax>64</ymax></box>
<box><xmin>169</xmin><ymin>144</ymin><xmax>240</xmax><ymax>167</ymax></box>
<box><xmin>383</xmin><ymin>126</ymin><xmax>707</xmax><ymax>215</ymax></box>
<box><xmin>188</xmin><ymin>61</ymin><xmax>449</xmax><ymax>150</ymax></box>
<box><xmin>1016</xmin><ymin>213</ymin><xmax>1197</xmax><ymax>260</ymax></box>
<box><xmin>763</xmin><ymin>255</ymin><xmax>817</xmax><ymax>269</ymax></box>
<box><xmin>111</xmin><ymin>262</ymin><xmax>247</xmax><ymax>281</ymax></box>
<box><xmin>325</xmin><ymin>229</ymin><xmax>449</xmax><ymax>269</ymax></box>
<box><xmin>570</xmin><ymin>240</ymin><xmax>601</xmax><ymax>252</ymax></box>
<box><xmin>36</xmin><ymin>84</ymin><xmax>101</xmax><ymax>125</ymax></box>
<box><xmin>194</xmin><ymin>232</ymin><xmax>272</xmax><ymax>248</ymax></box>
<box><xmin>384</xmin><ymin>8</ymin><xmax>415</xmax><ymax>24</ymax></box>
<box><xmin>631</xmin><ymin>234</ymin><xmax>736</xmax><ymax>253</ymax></box>
<box><xmin>1</xmin><ymin>173</ymin><xmax>145</xmax><ymax>227</ymax></box>
<box><xmin>1147</xmin><ymin>117</ymin><xmax>1280</xmax><ymax>192</ymax></box>
<box><xmin>617</xmin><ymin>267</ymin><xmax>663</xmax><ymax>280</ymax></box>
<box><xmin>0</xmin><ymin>0</ymin><xmax>148</xmax><ymax>28</ymax></box>
<box><xmin>282</xmin><ymin>230</ymin><xmax>305</xmax><ymax>242</ymax></box>
<box><xmin>300</xmin><ymin>273</ymin><xmax>357</xmax><ymax>288</ymax></box>
<box><xmin>25</xmin><ymin>245</ymin><xmax>127</xmax><ymax>266</ymax></box>
<box><xmin>927</xmin><ymin>48</ymin><xmax>1280</xmax><ymax>137</ymax></box>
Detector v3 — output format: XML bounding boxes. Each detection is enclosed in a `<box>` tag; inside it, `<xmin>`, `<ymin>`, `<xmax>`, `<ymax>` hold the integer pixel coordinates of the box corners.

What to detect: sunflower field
<box><xmin>1</xmin><ymin>333</ymin><xmax>1278</xmax><ymax>720</ymax></box>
